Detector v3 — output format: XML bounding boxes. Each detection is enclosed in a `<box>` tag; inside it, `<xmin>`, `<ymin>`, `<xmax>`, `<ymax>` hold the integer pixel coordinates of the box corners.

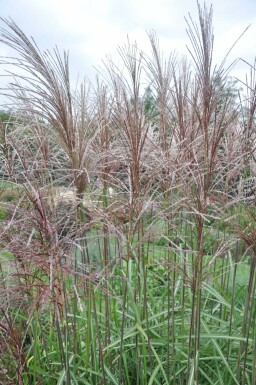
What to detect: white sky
<box><xmin>0</xmin><ymin>0</ymin><xmax>256</xmax><ymax>100</ymax></box>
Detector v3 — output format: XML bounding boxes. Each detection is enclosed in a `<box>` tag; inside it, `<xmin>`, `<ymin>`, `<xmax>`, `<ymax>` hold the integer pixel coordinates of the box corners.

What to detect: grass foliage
<box><xmin>0</xmin><ymin>3</ymin><xmax>256</xmax><ymax>384</ymax></box>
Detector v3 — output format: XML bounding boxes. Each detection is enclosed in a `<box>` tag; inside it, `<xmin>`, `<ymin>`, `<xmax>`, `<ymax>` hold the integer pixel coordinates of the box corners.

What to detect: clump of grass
<box><xmin>0</xmin><ymin>3</ymin><xmax>256</xmax><ymax>385</ymax></box>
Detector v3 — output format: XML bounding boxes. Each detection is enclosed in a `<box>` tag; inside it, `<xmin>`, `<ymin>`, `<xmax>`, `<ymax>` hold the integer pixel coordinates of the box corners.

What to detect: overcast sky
<box><xmin>0</xmin><ymin>0</ymin><xmax>256</xmax><ymax>98</ymax></box>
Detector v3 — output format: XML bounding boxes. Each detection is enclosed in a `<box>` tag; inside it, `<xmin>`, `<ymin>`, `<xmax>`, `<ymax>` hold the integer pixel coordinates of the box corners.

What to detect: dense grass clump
<box><xmin>0</xmin><ymin>3</ymin><xmax>256</xmax><ymax>384</ymax></box>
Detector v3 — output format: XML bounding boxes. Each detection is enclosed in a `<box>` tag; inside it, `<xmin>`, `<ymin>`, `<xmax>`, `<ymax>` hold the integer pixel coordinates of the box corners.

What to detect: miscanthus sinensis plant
<box><xmin>0</xmin><ymin>3</ymin><xmax>256</xmax><ymax>385</ymax></box>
